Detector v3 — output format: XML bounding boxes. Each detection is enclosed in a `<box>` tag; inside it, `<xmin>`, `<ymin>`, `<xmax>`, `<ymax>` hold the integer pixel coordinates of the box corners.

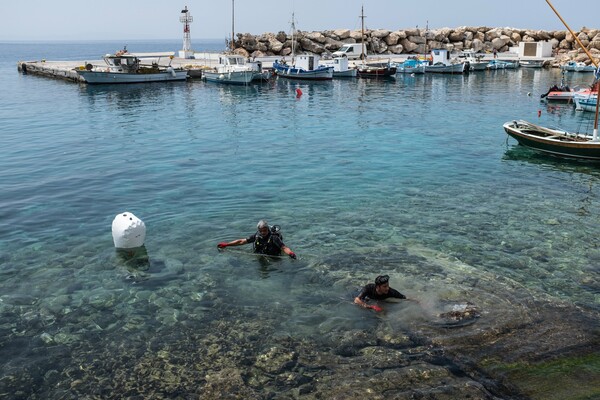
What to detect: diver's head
<box><xmin>375</xmin><ymin>275</ymin><xmax>390</xmax><ymax>295</ymax></box>
<box><xmin>257</xmin><ymin>220</ymin><xmax>269</xmax><ymax>237</ymax></box>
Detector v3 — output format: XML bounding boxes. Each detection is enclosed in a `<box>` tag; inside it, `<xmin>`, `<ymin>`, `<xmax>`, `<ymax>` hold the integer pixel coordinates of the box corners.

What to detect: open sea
<box><xmin>1</xmin><ymin>40</ymin><xmax>599</xmax><ymax>399</ymax></box>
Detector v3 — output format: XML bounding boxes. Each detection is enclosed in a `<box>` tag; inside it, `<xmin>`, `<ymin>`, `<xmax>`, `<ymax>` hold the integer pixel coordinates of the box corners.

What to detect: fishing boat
<box><xmin>458</xmin><ymin>49</ymin><xmax>489</xmax><ymax>71</ymax></box>
<box><xmin>424</xmin><ymin>49</ymin><xmax>467</xmax><ymax>74</ymax></box>
<box><xmin>520</xmin><ymin>59</ymin><xmax>545</xmax><ymax>68</ymax></box>
<box><xmin>561</xmin><ymin>61</ymin><xmax>596</xmax><ymax>72</ymax></box>
<box><xmin>503</xmin><ymin>0</ymin><xmax>600</xmax><ymax>161</ymax></box>
<box><xmin>76</xmin><ymin>48</ymin><xmax>188</xmax><ymax>84</ymax></box>
<box><xmin>320</xmin><ymin>56</ymin><xmax>357</xmax><ymax>78</ymax></box>
<box><xmin>355</xmin><ymin>6</ymin><xmax>397</xmax><ymax>78</ymax></box>
<box><xmin>272</xmin><ymin>13</ymin><xmax>333</xmax><ymax>80</ymax></box>
<box><xmin>487</xmin><ymin>59</ymin><xmax>520</xmax><ymax>69</ymax></box>
<box><xmin>395</xmin><ymin>58</ymin><xmax>427</xmax><ymax>74</ymax></box>
<box><xmin>203</xmin><ymin>54</ymin><xmax>255</xmax><ymax>85</ymax></box>
<box><xmin>574</xmin><ymin>95</ymin><xmax>598</xmax><ymax>112</ymax></box>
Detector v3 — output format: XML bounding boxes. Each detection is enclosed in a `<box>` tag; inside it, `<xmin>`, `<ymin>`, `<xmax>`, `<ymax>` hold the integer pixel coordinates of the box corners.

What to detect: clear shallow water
<box><xmin>1</xmin><ymin>41</ymin><xmax>599</xmax><ymax>398</ymax></box>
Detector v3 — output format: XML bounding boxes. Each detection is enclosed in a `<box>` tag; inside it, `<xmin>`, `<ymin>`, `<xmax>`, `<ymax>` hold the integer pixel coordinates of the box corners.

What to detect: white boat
<box><xmin>561</xmin><ymin>61</ymin><xmax>596</xmax><ymax>72</ymax></box>
<box><xmin>519</xmin><ymin>59</ymin><xmax>545</xmax><ymax>68</ymax></box>
<box><xmin>321</xmin><ymin>55</ymin><xmax>357</xmax><ymax>78</ymax></box>
<box><xmin>424</xmin><ymin>49</ymin><xmax>467</xmax><ymax>74</ymax></box>
<box><xmin>458</xmin><ymin>49</ymin><xmax>488</xmax><ymax>71</ymax></box>
<box><xmin>76</xmin><ymin>48</ymin><xmax>188</xmax><ymax>84</ymax></box>
<box><xmin>203</xmin><ymin>54</ymin><xmax>255</xmax><ymax>85</ymax></box>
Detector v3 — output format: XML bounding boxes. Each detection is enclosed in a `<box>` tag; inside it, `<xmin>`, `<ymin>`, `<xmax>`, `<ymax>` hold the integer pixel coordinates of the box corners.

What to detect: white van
<box><xmin>332</xmin><ymin>43</ymin><xmax>367</xmax><ymax>60</ymax></box>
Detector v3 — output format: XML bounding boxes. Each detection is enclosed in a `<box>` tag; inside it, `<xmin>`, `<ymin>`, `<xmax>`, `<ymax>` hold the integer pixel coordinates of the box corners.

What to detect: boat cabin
<box><xmin>103</xmin><ymin>54</ymin><xmax>141</xmax><ymax>73</ymax></box>
<box><xmin>218</xmin><ymin>55</ymin><xmax>247</xmax><ymax>66</ymax></box>
<box><xmin>430</xmin><ymin>49</ymin><xmax>451</xmax><ymax>65</ymax></box>
<box><xmin>295</xmin><ymin>54</ymin><xmax>321</xmax><ymax>71</ymax></box>
<box><xmin>331</xmin><ymin>56</ymin><xmax>350</xmax><ymax>72</ymax></box>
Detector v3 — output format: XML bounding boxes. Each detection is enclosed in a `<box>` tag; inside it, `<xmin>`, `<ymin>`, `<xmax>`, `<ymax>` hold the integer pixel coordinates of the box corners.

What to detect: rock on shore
<box><xmin>232</xmin><ymin>26</ymin><xmax>600</xmax><ymax>66</ymax></box>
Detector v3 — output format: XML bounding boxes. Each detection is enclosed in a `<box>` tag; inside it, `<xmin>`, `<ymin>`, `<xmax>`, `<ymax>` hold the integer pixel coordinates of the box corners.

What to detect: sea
<box><xmin>1</xmin><ymin>40</ymin><xmax>599</xmax><ymax>399</ymax></box>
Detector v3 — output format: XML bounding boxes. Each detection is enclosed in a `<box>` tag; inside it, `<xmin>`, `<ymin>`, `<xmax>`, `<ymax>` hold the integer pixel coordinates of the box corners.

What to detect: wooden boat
<box><xmin>354</xmin><ymin>6</ymin><xmax>397</xmax><ymax>79</ymax></box>
<box><xmin>424</xmin><ymin>49</ymin><xmax>467</xmax><ymax>74</ymax></box>
<box><xmin>520</xmin><ymin>60</ymin><xmax>545</xmax><ymax>68</ymax></box>
<box><xmin>504</xmin><ymin>0</ymin><xmax>600</xmax><ymax>162</ymax></box>
<box><xmin>76</xmin><ymin>48</ymin><xmax>188</xmax><ymax>84</ymax></box>
<box><xmin>395</xmin><ymin>58</ymin><xmax>427</xmax><ymax>74</ymax></box>
<box><xmin>459</xmin><ymin>50</ymin><xmax>489</xmax><ymax>71</ymax></box>
<box><xmin>487</xmin><ymin>59</ymin><xmax>519</xmax><ymax>69</ymax></box>
<box><xmin>503</xmin><ymin>120</ymin><xmax>600</xmax><ymax>161</ymax></box>
<box><xmin>561</xmin><ymin>61</ymin><xmax>596</xmax><ymax>72</ymax></box>
<box><xmin>203</xmin><ymin>54</ymin><xmax>254</xmax><ymax>85</ymax></box>
<box><xmin>320</xmin><ymin>56</ymin><xmax>357</xmax><ymax>78</ymax></box>
<box><xmin>272</xmin><ymin>13</ymin><xmax>333</xmax><ymax>80</ymax></box>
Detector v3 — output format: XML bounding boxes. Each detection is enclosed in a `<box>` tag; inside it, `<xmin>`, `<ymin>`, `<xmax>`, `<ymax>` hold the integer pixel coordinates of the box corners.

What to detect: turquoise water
<box><xmin>1</xmin><ymin>41</ymin><xmax>599</xmax><ymax>398</ymax></box>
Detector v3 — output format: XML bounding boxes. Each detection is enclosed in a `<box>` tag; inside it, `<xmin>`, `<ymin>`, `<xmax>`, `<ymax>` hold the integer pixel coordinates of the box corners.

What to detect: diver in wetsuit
<box><xmin>354</xmin><ymin>275</ymin><xmax>406</xmax><ymax>311</ymax></box>
<box><xmin>217</xmin><ymin>220</ymin><xmax>297</xmax><ymax>259</ymax></box>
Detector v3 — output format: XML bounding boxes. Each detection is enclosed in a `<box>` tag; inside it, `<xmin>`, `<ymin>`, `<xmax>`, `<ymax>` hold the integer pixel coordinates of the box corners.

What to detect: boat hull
<box><xmin>203</xmin><ymin>70</ymin><xmax>254</xmax><ymax>85</ymax></box>
<box><xmin>575</xmin><ymin>96</ymin><xmax>598</xmax><ymax>112</ymax></box>
<box><xmin>77</xmin><ymin>70</ymin><xmax>188</xmax><ymax>84</ymax></box>
<box><xmin>333</xmin><ymin>69</ymin><xmax>358</xmax><ymax>78</ymax></box>
<box><xmin>272</xmin><ymin>61</ymin><xmax>333</xmax><ymax>80</ymax></box>
<box><xmin>357</xmin><ymin>66</ymin><xmax>397</xmax><ymax>78</ymax></box>
<box><xmin>503</xmin><ymin>120</ymin><xmax>600</xmax><ymax>161</ymax></box>
<box><xmin>424</xmin><ymin>63</ymin><xmax>465</xmax><ymax>74</ymax></box>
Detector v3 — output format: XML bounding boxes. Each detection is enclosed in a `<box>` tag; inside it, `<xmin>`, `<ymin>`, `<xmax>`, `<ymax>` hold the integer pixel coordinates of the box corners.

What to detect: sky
<box><xmin>0</xmin><ymin>0</ymin><xmax>597</xmax><ymax>42</ymax></box>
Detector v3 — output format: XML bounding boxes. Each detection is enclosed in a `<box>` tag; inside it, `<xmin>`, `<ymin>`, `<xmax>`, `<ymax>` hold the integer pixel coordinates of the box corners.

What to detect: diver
<box><xmin>354</xmin><ymin>275</ymin><xmax>406</xmax><ymax>311</ymax></box>
<box><xmin>217</xmin><ymin>220</ymin><xmax>297</xmax><ymax>259</ymax></box>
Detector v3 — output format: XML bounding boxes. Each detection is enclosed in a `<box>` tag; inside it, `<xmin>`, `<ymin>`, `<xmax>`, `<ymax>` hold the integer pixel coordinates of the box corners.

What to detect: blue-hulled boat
<box><xmin>273</xmin><ymin>55</ymin><xmax>333</xmax><ymax>80</ymax></box>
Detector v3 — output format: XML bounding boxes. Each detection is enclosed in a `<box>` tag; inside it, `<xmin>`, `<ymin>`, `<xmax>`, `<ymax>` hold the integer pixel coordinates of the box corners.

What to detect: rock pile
<box><xmin>232</xmin><ymin>26</ymin><xmax>600</xmax><ymax>65</ymax></box>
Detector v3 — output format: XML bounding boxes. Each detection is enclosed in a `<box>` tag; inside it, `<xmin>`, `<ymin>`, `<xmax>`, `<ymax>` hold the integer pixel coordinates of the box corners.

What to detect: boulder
<box><xmin>267</xmin><ymin>38</ymin><xmax>283</xmax><ymax>53</ymax></box>
<box><xmin>385</xmin><ymin>32</ymin><xmax>401</xmax><ymax>46</ymax></box>
<box><xmin>371</xmin><ymin>37</ymin><xmax>388</xmax><ymax>53</ymax></box>
<box><xmin>392</xmin><ymin>30</ymin><xmax>407</xmax><ymax>40</ymax></box>
<box><xmin>408</xmin><ymin>35</ymin><xmax>426</xmax><ymax>44</ymax></box>
<box><xmin>300</xmin><ymin>38</ymin><xmax>325</xmax><ymax>53</ymax></box>
<box><xmin>400</xmin><ymin>38</ymin><xmax>419</xmax><ymax>53</ymax></box>
<box><xmin>305</xmin><ymin>31</ymin><xmax>327</xmax><ymax>43</ymax></box>
<box><xmin>372</xmin><ymin>29</ymin><xmax>391</xmax><ymax>38</ymax></box>
<box><xmin>349</xmin><ymin>30</ymin><xmax>364</xmax><ymax>41</ymax></box>
<box><xmin>388</xmin><ymin>44</ymin><xmax>404</xmax><ymax>54</ymax></box>
<box><xmin>403</xmin><ymin>28</ymin><xmax>420</xmax><ymax>37</ymax></box>
<box><xmin>276</xmin><ymin>31</ymin><xmax>287</xmax><ymax>43</ymax></box>
<box><xmin>485</xmin><ymin>28</ymin><xmax>503</xmax><ymax>41</ymax></box>
<box><xmin>333</xmin><ymin>29</ymin><xmax>351</xmax><ymax>39</ymax></box>
<box><xmin>448</xmin><ymin>30</ymin><xmax>465</xmax><ymax>42</ymax></box>
<box><xmin>511</xmin><ymin>32</ymin><xmax>522</xmax><ymax>43</ymax></box>
<box><xmin>471</xmin><ymin>38</ymin><xmax>484</xmax><ymax>52</ymax></box>
<box><xmin>553</xmin><ymin>31</ymin><xmax>567</xmax><ymax>41</ymax></box>
<box><xmin>233</xmin><ymin>48</ymin><xmax>250</xmax><ymax>58</ymax></box>
<box><xmin>491</xmin><ymin>37</ymin><xmax>508</xmax><ymax>49</ymax></box>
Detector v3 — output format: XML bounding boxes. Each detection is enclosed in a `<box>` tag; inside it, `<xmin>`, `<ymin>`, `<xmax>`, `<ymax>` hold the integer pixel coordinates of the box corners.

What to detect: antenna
<box><xmin>179</xmin><ymin>6</ymin><xmax>194</xmax><ymax>59</ymax></box>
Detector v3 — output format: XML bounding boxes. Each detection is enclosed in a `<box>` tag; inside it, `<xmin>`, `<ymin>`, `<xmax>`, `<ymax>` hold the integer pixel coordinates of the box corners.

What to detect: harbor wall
<box><xmin>232</xmin><ymin>26</ymin><xmax>600</xmax><ymax>66</ymax></box>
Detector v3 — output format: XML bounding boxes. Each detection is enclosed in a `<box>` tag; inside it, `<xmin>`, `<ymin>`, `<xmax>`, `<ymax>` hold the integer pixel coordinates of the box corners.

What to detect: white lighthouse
<box><xmin>178</xmin><ymin>6</ymin><xmax>194</xmax><ymax>59</ymax></box>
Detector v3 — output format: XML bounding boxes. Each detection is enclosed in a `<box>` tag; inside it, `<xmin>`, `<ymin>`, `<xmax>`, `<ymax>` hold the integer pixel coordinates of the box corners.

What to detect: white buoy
<box><xmin>112</xmin><ymin>212</ymin><xmax>146</xmax><ymax>249</ymax></box>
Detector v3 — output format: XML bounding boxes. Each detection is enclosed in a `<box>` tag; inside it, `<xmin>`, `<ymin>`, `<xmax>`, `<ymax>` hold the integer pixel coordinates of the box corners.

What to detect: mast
<box><xmin>360</xmin><ymin>6</ymin><xmax>365</xmax><ymax>61</ymax></box>
<box><xmin>545</xmin><ymin>0</ymin><xmax>598</xmax><ymax>68</ymax></box>
<box><xmin>231</xmin><ymin>0</ymin><xmax>235</xmax><ymax>51</ymax></box>
<box><xmin>291</xmin><ymin>12</ymin><xmax>296</xmax><ymax>63</ymax></box>
<box><xmin>544</xmin><ymin>0</ymin><xmax>599</xmax><ymax>139</ymax></box>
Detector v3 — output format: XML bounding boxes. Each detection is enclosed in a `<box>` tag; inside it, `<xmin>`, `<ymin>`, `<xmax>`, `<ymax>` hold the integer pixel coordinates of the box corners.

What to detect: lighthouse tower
<box><xmin>178</xmin><ymin>6</ymin><xmax>194</xmax><ymax>59</ymax></box>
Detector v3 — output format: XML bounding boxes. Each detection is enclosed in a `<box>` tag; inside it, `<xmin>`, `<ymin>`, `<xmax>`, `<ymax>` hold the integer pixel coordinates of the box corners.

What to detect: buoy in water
<box><xmin>112</xmin><ymin>212</ymin><xmax>146</xmax><ymax>249</ymax></box>
<box><xmin>295</xmin><ymin>88</ymin><xmax>303</xmax><ymax>97</ymax></box>
<box><xmin>538</xmin><ymin>110</ymin><xmax>542</xmax><ymax>117</ymax></box>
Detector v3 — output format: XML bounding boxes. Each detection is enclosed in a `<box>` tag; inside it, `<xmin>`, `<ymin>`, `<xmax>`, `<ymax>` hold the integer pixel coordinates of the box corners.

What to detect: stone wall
<box><xmin>232</xmin><ymin>26</ymin><xmax>600</xmax><ymax>65</ymax></box>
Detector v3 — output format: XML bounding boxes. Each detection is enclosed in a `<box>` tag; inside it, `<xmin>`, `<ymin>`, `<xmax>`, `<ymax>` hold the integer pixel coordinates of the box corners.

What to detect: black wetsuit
<box><xmin>357</xmin><ymin>283</ymin><xmax>406</xmax><ymax>301</ymax></box>
<box><xmin>246</xmin><ymin>232</ymin><xmax>285</xmax><ymax>256</ymax></box>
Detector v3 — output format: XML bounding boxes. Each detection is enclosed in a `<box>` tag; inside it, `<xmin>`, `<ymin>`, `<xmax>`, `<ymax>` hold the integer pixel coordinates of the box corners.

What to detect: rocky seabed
<box><xmin>233</xmin><ymin>26</ymin><xmax>600</xmax><ymax>65</ymax></box>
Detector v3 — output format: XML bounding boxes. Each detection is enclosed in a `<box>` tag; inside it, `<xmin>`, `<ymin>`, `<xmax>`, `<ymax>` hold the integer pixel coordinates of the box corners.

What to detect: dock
<box><xmin>17</xmin><ymin>51</ymin><xmax>553</xmax><ymax>84</ymax></box>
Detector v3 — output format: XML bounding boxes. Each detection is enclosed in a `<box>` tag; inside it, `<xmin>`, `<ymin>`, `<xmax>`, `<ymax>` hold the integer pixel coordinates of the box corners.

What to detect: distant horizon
<box><xmin>0</xmin><ymin>1</ymin><xmax>595</xmax><ymax>42</ymax></box>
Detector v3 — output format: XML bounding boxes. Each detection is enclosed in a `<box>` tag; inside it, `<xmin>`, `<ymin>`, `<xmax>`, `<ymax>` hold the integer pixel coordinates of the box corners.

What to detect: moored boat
<box><xmin>203</xmin><ymin>54</ymin><xmax>255</xmax><ymax>85</ymax></box>
<box><xmin>76</xmin><ymin>48</ymin><xmax>188</xmax><ymax>84</ymax></box>
<box><xmin>504</xmin><ymin>120</ymin><xmax>600</xmax><ymax>161</ymax></box>
<box><xmin>519</xmin><ymin>59</ymin><xmax>545</xmax><ymax>68</ymax></box>
<box><xmin>395</xmin><ymin>58</ymin><xmax>427</xmax><ymax>74</ymax></box>
<box><xmin>424</xmin><ymin>49</ymin><xmax>467</xmax><ymax>74</ymax></box>
<box><xmin>487</xmin><ymin>59</ymin><xmax>519</xmax><ymax>69</ymax></box>
<box><xmin>561</xmin><ymin>61</ymin><xmax>596</xmax><ymax>72</ymax></box>
<box><xmin>458</xmin><ymin>49</ymin><xmax>488</xmax><ymax>71</ymax></box>
<box><xmin>320</xmin><ymin>55</ymin><xmax>357</xmax><ymax>78</ymax></box>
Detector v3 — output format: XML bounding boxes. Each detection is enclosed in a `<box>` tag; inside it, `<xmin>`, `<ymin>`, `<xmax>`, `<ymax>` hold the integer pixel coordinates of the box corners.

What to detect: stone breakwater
<box><xmin>233</xmin><ymin>26</ymin><xmax>600</xmax><ymax>64</ymax></box>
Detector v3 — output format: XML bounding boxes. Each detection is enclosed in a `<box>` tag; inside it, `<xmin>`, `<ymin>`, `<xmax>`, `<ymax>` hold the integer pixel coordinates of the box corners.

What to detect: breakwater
<box><xmin>233</xmin><ymin>26</ymin><xmax>600</xmax><ymax>65</ymax></box>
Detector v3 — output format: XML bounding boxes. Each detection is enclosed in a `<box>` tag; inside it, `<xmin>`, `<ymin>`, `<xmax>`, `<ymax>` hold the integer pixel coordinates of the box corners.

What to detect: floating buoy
<box><xmin>538</xmin><ymin>110</ymin><xmax>542</xmax><ymax>117</ymax></box>
<box><xmin>295</xmin><ymin>88</ymin><xmax>303</xmax><ymax>97</ymax></box>
<box><xmin>112</xmin><ymin>212</ymin><xmax>146</xmax><ymax>249</ymax></box>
